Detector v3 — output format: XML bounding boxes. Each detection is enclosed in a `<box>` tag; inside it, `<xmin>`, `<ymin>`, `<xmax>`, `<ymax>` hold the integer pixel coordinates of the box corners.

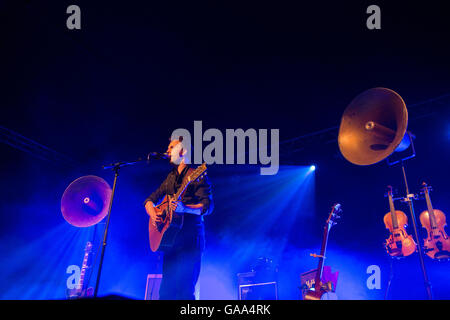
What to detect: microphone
<box><xmin>147</xmin><ymin>152</ymin><xmax>169</xmax><ymax>161</ymax></box>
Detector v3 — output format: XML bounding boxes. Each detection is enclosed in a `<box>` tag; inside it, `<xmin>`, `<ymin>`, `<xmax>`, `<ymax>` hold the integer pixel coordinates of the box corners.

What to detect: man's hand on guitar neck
<box><xmin>169</xmin><ymin>198</ymin><xmax>203</xmax><ymax>216</ymax></box>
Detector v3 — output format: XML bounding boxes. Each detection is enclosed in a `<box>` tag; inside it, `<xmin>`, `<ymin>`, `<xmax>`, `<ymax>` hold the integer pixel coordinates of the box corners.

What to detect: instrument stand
<box><xmin>93</xmin><ymin>158</ymin><xmax>144</xmax><ymax>298</ymax></box>
<box><xmin>386</xmin><ymin>131</ymin><xmax>432</xmax><ymax>300</ymax></box>
<box><xmin>399</xmin><ymin>161</ymin><xmax>433</xmax><ymax>300</ymax></box>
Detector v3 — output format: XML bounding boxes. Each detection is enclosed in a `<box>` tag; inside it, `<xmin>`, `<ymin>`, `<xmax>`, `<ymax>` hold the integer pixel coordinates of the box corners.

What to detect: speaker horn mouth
<box><xmin>61</xmin><ymin>175</ymin><xmax>112</xmax><ymax>228</ymax></box>
<box><xmin>338</xmin><ymin>87</ymin><xmax>408</xmax><ymax>165</ymax></box>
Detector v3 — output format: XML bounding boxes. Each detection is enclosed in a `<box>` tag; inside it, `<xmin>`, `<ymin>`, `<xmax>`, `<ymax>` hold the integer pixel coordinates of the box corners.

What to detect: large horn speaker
<box><xmin>61</xmin><ymin>175</ymin><xmax>112</xmax><ymax>227</ymax></box>
<box><xmin>338</xmin><ymin>87</ymin><xmax>410</xmax><ymax>165</ymax></box>
<box><xmin>337</xmin><ymin>87</ymin><xmax>433</xmax><ymax>300</ymax></box>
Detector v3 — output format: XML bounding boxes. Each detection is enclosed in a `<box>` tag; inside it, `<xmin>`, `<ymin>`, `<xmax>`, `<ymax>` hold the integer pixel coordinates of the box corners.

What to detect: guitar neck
<box><xmin>174</xmin><ymin>165</ymin><xmax>206</xmax><ymax>200</ymax></box>
<box><xmin>174</xmin><ymin>180</ymin><xmax>189</xmax><ymax>200</ymax></box>
<box><xmin>78</xmin><ymin>250</ymin><xmax>91</xmax><ymax>289</ymax></box>
<box><xmin>315</xmin><ymin>223</ymin><xmax>331</xmax><ymax>285</ymax></box>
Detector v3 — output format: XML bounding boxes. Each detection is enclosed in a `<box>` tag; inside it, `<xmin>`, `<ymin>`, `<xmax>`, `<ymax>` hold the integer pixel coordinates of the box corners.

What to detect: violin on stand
<box><xmin>383</xmin><ymin>186</ymin><xmax>416</xmax><ymax>258</ymax></box>
<box><xmin>419</xmin><ymin>182</ymin><xmax>450</xmax><ymax>260</ymax></box>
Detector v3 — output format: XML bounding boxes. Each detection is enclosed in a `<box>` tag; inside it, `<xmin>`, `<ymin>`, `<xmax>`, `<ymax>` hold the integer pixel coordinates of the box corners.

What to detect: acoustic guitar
<box><xmin>304</xmin><ymin>203</ymin><xmax>342</xmax><ymax>300</ymax></box>
<box><xmin>66</xmin><ymin>241</ymin><xmax>94</xmax><ymax>299</ymax></box>
<box><xmin>148</xmin><ymin>163</ymin><xmax>207</xmax><ymax>252</ymax></box>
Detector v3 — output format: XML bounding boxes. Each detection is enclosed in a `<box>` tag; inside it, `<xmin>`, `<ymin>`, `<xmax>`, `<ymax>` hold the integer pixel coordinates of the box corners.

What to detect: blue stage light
<box><xmin>310</xmin><ymin>165</ymin><xmax>316</xmax><ymax>171</ymax></box>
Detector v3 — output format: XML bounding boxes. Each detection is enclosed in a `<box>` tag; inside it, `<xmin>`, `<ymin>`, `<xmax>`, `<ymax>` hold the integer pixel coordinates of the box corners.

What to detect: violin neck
<box><xmin>424</xmin><ymin>188</ymin><xmax>438</xmax><ymax>228</ymax></box>
<box><xmin>388</xmin><ymin>193</ymin><xmax>399</xmax><ymax>229</ymax></box>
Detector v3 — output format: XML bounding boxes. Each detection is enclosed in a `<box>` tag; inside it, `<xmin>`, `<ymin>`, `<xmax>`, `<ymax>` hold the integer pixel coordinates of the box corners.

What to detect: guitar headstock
<box><xmin>187</xmin><ymin>163</ymin><xmax>207</xmax><ymax>183</ymax></box>
<box><xmin>327</xmin><ymin>203</ymin><xmax>342</xmax><ymax>227</ymax></box>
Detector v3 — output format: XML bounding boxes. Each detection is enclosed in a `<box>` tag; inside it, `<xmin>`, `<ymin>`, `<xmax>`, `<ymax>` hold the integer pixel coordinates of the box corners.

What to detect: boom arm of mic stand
<box><xmin>102</xmin><ymin>158</ymin><xmax>144</xmax><ymax>170</ymax></box>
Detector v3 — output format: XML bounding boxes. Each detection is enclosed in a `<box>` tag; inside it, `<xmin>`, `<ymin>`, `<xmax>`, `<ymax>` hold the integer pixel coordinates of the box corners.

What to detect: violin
<box><xmin>383</xmin><ymin>186</ymin><xmax>416</xmax><ymax>257</ymax></box>
<box><xmin>419</xmin><ymin>182</ymin><xmax>450</xmax><ymax>260</ymax></box>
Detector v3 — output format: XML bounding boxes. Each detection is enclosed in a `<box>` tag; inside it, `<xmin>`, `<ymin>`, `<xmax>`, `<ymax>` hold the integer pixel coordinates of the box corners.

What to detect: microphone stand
<box><xmin>93</xmin><ymin>157</ymin><xmax>146</xmax><ymax>298</ymax></box>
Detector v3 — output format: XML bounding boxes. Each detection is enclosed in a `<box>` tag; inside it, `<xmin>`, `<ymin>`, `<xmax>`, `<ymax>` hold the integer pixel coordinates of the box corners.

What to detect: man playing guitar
<box><xmin>144</xmin><ymin>137</ymin><xmax>214</xmax><ymax>300</ymax></box>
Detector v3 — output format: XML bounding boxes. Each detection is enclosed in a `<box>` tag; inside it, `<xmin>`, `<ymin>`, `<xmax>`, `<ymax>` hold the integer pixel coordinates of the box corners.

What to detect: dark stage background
<box><xmin>0</xmin><ymin>1</ymin><xmax>449</xmax><ymax>300</ymax></box>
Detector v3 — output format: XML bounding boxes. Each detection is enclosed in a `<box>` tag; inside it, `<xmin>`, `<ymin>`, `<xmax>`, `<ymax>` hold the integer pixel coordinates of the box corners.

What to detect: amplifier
<box><xmin>237</xmin><ymin>271</ymin><xmax>278</xmax><ymax>300</ymax></box>
<box><xmin>144</xmin><ymin>274</ymin><xmax>162</xmax><ymax>300</ymax></box>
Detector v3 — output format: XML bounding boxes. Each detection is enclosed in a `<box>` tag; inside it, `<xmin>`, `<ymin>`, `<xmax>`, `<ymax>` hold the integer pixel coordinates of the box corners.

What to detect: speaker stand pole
<box><xmin>400</xmin><ymin>160</ymin><xmax>433</xmax><ymax>300</ymax></box>
<box><xmin>93</xmin><ymin>164</ymin><xmax>119</xmax><ymax>298</ymax></box>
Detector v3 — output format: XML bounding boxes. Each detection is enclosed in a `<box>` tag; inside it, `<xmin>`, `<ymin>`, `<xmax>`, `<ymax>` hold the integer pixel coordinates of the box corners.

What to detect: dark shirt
<box><xmin>143</xmin><ymin>165</ymin><xmax>214</xmax><ymax>222</ymax></box>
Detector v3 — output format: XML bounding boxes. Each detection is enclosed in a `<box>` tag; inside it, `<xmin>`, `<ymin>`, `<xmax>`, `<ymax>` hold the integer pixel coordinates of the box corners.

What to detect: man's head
<box><xmin>166</xmin><ymin>137</ymin><xmax>188</xmax><ymax>166</ymax></box>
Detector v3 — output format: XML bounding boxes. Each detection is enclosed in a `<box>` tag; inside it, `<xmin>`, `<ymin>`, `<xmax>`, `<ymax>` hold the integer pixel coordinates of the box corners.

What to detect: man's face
<box><xmin>166</xmin><ymin>140</ymin><xmax>184</xmax><ymax>165</ymax></box>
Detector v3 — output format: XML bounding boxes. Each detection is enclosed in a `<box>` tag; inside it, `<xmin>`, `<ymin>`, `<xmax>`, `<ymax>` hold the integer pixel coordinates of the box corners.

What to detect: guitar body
<box><xmin>148</xmin><ymin>163</ymin><xmax>207</xmax><ymax>252</ymax></box>
<box><xmin>383</xmin><ymin>210</ymin><xmax>416</xmax><ymax>257</ymax></box>
<box><xmin>303</xmin><ymin>288</ymin><xmax>323</xmax><ymax>301</ymax></box>
<box><xmin>149</xmin><ymin>194</ymin><xmax>184</xmax><ymax>252</ymax></box>
<box><xmin>66</xmin><ymin>287</ymin><xmax>94</xmax><ymax>299</ymax></box>
<box><xmin>304</xmin><ymin>283</ymin><xmax>336</xmax><ymax>300</ymax></box>
<box><xmin>304</xmin><ymin>279</ymin><xmax>337</xmax><ymax>300</ymax></box>
<box><xmin>420</xmin><ymin>208</ymin><xmax>450</xmax><ymax>260</ymax></box>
